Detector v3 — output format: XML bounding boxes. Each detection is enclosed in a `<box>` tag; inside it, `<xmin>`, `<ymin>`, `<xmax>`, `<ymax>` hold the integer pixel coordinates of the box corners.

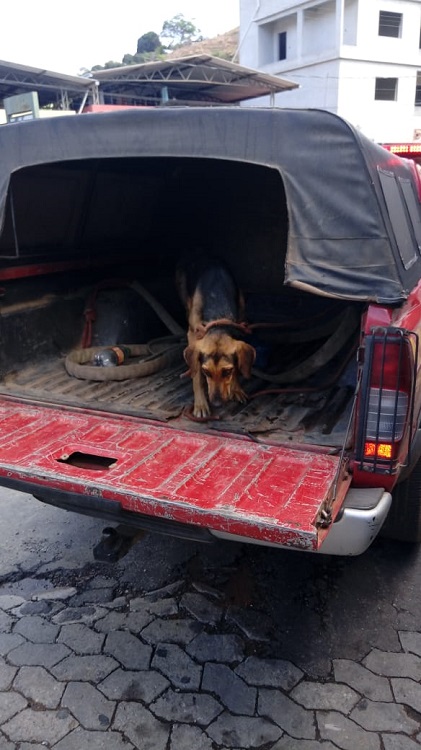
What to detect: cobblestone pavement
<box><xmin>1</xmin><ymin>491</ymin><xmax>421</xmax><ymax>749</ymax></box>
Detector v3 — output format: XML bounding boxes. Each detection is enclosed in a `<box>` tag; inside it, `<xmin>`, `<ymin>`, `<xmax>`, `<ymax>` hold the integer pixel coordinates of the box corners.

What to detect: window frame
<box><xmin>378</xmin><ymin>10</ymin><xmax>402</xmax><ymax>38</ymax></box>
<box><xmin>278</xmin><ymin>31</ymin><xmax>287</xmax><ymax>61</ymax></box>
<box><xmin>375</xmin><ymin>77</ymin><xmax>398</xmax><ymax>102</ymax></box>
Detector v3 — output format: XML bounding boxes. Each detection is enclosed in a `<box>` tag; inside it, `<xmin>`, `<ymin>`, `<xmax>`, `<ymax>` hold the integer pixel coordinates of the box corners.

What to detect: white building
<box><xmin>239</xmin><ymin>0</ymin><xmax>421</xmax><ymax>142</ymax></box>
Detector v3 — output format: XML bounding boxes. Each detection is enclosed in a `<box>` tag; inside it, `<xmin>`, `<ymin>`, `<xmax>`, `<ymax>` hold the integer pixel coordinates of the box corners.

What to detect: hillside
<box><xmin>166</xmin><ymin>28</ymin><xmax>239</xmax><ymax>62</ymax></box>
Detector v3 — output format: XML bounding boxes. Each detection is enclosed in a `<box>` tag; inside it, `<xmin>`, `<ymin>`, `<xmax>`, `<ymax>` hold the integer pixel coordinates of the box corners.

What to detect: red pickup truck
<box><xmin>0</xmin><ymin>108</ymin><xmax>420</xmax><ymax>558</ymax></box>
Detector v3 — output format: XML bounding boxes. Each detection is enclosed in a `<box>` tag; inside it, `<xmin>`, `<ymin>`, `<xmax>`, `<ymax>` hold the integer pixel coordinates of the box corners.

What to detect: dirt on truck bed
<box><xmin>1</xmin><ymin>343</ymin><xmax>356</xmax><ymax>448</ymax></box>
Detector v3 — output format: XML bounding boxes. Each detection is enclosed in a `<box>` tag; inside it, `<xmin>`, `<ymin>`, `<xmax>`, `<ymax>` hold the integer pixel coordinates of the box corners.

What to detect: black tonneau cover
<box><xmin>0</xmin><ymin>107</ymin><xmax>419</xmax><ymax>303</ymax></box>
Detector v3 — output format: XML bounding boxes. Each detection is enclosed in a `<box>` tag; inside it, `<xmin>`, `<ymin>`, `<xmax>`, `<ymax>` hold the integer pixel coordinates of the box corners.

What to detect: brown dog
<box><xmin>177</xmin><ymin>256</ymin><xmax>256</xmax><ymax>418</ymax></box>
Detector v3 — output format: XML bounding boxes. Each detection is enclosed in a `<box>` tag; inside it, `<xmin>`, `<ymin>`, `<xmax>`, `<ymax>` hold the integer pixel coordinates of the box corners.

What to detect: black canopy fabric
<box><xmin>0</xmin><ymin>107</ymin><xmax>419</xmax><ymax>303</ymax></box>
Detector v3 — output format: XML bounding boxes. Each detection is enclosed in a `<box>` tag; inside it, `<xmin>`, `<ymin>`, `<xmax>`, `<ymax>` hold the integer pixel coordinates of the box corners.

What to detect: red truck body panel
<box><xmin>0</xmin><ymin>398</ymin><xmax>350</xmax><ymax>550</ymax></box>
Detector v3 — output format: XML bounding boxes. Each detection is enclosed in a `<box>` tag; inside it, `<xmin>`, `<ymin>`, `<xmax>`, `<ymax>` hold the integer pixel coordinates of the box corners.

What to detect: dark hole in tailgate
<box><xmin>57</xmin><ymin>451</ymin><xmax>117</xmax><ymax>470</ymax></box>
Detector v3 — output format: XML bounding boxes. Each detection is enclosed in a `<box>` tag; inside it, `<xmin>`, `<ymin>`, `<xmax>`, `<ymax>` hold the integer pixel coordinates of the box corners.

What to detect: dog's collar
<box><xmin>194</xmin><ymin>319</ymin><xmax>252</xmax><ymax>340</ymax></box>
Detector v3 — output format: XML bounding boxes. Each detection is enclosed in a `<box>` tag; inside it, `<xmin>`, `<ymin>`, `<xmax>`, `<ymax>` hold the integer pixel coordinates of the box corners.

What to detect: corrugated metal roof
<box><xmin>0</xmin><ymin>56</ymin><xmax>297</xmax><ymax>111</ymax></box>
<box><xmin>0</xmin><ymin>60</ymin><xmax>96</xmax><ymax>109</ymax></box>
<box><xmin>94</xmin><ymin>55</ymin><xmax>298</xmax><ymax>105</ymax></box>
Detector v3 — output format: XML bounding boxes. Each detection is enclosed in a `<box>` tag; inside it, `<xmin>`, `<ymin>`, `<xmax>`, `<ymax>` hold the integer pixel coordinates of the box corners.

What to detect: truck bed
<box><xmin>1</xmin><ymin>351</ymin><xmax>355</xmax><ymax>448</ymax></box>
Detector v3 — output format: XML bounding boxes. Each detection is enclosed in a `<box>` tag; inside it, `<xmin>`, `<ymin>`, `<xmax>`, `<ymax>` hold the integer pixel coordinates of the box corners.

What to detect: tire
<box><xmin>381</xmin><ymin>458</ymin><xmax>421</xmax><ymax>542</ymax></box>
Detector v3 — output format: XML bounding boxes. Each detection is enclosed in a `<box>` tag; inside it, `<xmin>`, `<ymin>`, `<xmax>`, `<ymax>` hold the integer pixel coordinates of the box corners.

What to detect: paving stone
<box><xmin>103</xmin><ymin>596</ymin><xmax>127</xmax><ymax>610</ymax></box>
<box><xmin>350</xmin><ymin>698</ymin><xmax>419</xmax><ymax>734</ymax></box>
<box><xmin>392</xmin><ymin>676</ymin><xmax>421</xmax><ymax>712</ymax></box>
<box><xmin>13</xmin><ymin>615</ymin><xmax>59</xmax><ymax>643</ymax></box>
<box><xmin>272</xmin><ymin>739</ymin><xmax>338</xmax><ymax>750</ymax></box>
<box><xmin>0</xmin><ymin>692</ymin><xmax>27</xmax><ymax>723</ymax></box>
<box><xmin>17</xmin><ymin>600</ymin><xmax>53</xmax><ymax>616</ymax></box>
<box><xmin>151</xmin><ymin>689</ymin><xmax>223</xmax><ymax>724</ymax></box>
<box><xmin>141</xmin><ymin>617</ymin><xmax>202</xmax><ymax>645</ymax></box>
<box><xmin>130</xmin><ymin>595</ymin><xmax>178</xmax><ymax>617</ymax></box>
<box><xmin>6</xmin><ymin>641</ymin><xmax>70</xmax><ymax>668</ymax></box>
<box><xmin>33</xmin><ymin>586</ymin><xmax>77</xmax><ymax>601</ymax></box>
<box><xmin>226</xmin><ymin>606</ymin><xmax>273</xmax><ymax>642</ymax></box>
<box><xmin>0</xmin><ymin>611</ymin><xmax>13</xmax><ymax>633</ymax></box>
<box><xmin>143</xmin><ymin>580</ymin><xmax>184</xmax><ymax>600</ymax></box>
<box><xmin>52</xmin><ymin>605</ymin><xmax>107</xmax><ymax>626</ymax></box>
<box><xmin>62</xmin><ymin>681</ymin><xmax>115</xmax><ymax>730</ymax></box>
<box><xmin>170</xmin><ymin>723</ymin><xmax>214</xmax><ymax>750</ymax></box>
<box><xmin>113</xmin><ymin>701</ymin><xmax>169</xmax><ymax>750</ymax></box>
<box><xmin>317</xmin><ymin>710</ymin><xmax>381</xmax><ymax>750</ymax></box>
<box><xmin>0</xmin><ymin>658</ymin><xmax>17</xmax><ymax>690</ymax></box>
<box><xmin>18</xmin><ymin>745</ymin><xmax>47</xmax><ymax>750</ymax></box>
<box><xmin>54</xmin><ymin>727</ymin><xmax>134</xmax><ymax>750</ymax></box>
<box><xmin>104</xmin><ymin>630</ymin><xmax>152</xmax><ymax>669</ymax></box>
<box><xmin>258</xmin><ymin>688</ymin><xmax>316</xmax><ymax>740</ymax></box>
<box><xmin>2</xmin><ymin>707</ymin><xmax>78</xmax><ymax>745</ymax></box>
<box><xmin>363</xmin><ymin>649</ymin><xmax>421</xmax><ymax>680</ymax></box>
<box><xmin>51</xmin><ymin>654</ymin><xmax>119</xmax><ymax>682</ymax></box>
<box><xmin>180</xmin><ymin>592</ymin><xmax>222</xmax><ymax>624</ymax></box>
<box><xmin>290</xmin><ymin>681</ymin><xmax>360</xmax><ymax>712</ymax></box>
<box><xmin>0</xmin><ymin>634</ymin><xmax>25</xmax><ymax>657</ymax></box>
<box><xmin>98</xmin><ymin>667</ymin><xmax>169</xmax><ymax>702</ymax></box>
<box><xmin>0</xmin><ymin>596</ymin><xmax>25</xmax><ymax>611</ymax></box>
<box><xmin>95</xmin><ymin>610</ymin><xmax>154</xmax><ymax>634</ymax></box>
<box><xmin>0</xmin><ymin>578</ymin><xmax>51</xmax><ymax>601</ymax></box>
<box><xmin>187</xmin><ymin>633</ymin><xmax>245</xmax><ymax>664</ymax></box>
<box><xmin>236</xmin><ymin>656</ymin><xmax>303</xmax><ymax>690</ymax></box>
<box><xmin>206</xmin><ymin>711</ymin><xmax>282</xmax><ymax>747</ymax></box>
<box><xmin>57</xmin><ymin>623</ymin><xmax>105</xmax><ymax>654</ymax></box>
<box><xmin>382</xmin><ymin>735</ymin><xmax>421</xmax><ymax>750</ymax></box>
<box><xmin>399</xmin><ymin>631</ymin><xmax>421</xmax><ymax>657</ymax></box>
<box><xmin>333</xmin><ymin>659</ymin><xmax>393</xmax><ymax>702</ymax></box>
<box><xmin>0</xmin><ymin>731</ymin><xmax>15</xmax><ymax>750</ymax></box>
<box><xmin>202</xmin><ymin>663</ymin><xmax>257</xmax><ymax>715</ymax></box>
<box><xmin>13</xmin><ymin>665</ymin><xmax>65</xmax><ymax>708</ymax></box>
<box><xmin>69</xmin><ymin>588</ymin><xmax>116</xmax><ymax>606</ymax></box>
<box><xmin>152</xmin><ymin>642</ymin><xmax>202</xmax><ymax>690</ymax></box>
<box><xmin>94</xmin><ymin>612</ymin><xmax>131</xmax><ymax>633</ymax></box>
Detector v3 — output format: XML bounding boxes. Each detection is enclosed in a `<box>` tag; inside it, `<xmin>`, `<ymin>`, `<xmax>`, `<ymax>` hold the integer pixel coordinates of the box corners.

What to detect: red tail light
<box><xmin>356</xmin><ymin>327</ymin><xmax>417</xmax><ymax>476</ymax></box>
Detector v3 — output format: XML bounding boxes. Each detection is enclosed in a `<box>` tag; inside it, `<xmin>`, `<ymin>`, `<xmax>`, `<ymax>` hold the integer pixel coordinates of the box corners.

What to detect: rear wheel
<box><xmin>381</xmin><ymin>459</ymin><xmax>421</xmax><ymax>542</ymax></box>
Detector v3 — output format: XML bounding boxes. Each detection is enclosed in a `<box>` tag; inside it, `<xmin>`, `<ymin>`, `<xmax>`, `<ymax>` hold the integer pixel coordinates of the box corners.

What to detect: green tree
<box><xmin>89</xmin><ymin>15</ymin><xmax>200</xmax><ymax>70</ymax></box>
<box><xmin>91</xmin><ymin>60</ymin><xmax>122</xmax><ymax>71</ymax></box>
<box><xmin>137</xmin><ymin>31</ymin><xmax>162</xmax><ymax>54</ymax></box>
<box><xmin>160</xmin><ymin>14</ymin><xmax>202</xmax><ymax>49</ymax></box>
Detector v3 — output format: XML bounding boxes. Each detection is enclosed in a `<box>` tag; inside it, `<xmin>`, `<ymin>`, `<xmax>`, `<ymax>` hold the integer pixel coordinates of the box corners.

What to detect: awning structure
<box><xmin>0</xmin><ymin>56</ymin><xmax>297</xmax><ymax>113</ymax></box>
<box><xmin>0</xmin><ymin>60</ymin><xmax>98</xmax><ymax>112</ymax></box>
<box><xmin>90</xmin><ymin>55</ymin><xmax>298</xmax><ymax>106</ymax></box>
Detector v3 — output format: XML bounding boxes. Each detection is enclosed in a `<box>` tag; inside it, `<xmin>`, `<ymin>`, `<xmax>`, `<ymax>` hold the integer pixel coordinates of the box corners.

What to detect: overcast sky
<box><xmin>0</xmin><ymin>1</ymin><xmax>240</xmax><ymax>76</ymax></box>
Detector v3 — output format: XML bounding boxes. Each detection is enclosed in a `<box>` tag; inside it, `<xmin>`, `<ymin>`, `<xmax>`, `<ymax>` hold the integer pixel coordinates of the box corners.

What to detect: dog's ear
<box><xmin>236</xmin><ymin>342</ymin><xmax>256</xmax><ymax>379</ymax></box>
<box><xmin>183</xmin><ymin>345</ymin><xmax>201</xmax><ymax>377</ymax></box>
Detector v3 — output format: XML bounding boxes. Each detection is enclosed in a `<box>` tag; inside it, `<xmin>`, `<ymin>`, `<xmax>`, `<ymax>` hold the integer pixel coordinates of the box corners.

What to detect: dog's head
<box><xmin>184</xmin><ymin>331</ymin><xmax>255</xmax><ymax>407</ymax></box>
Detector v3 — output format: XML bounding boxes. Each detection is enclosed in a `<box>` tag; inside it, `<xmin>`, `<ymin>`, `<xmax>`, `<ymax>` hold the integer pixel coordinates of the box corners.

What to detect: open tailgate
<box><xmin>0</xmin><ymin>400</ymin><xmax>351</xmax><ymax>551</ymax></box>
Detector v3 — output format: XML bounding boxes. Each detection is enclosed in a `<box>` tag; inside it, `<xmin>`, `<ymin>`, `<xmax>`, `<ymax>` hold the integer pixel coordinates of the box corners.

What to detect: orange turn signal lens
<box><xmin>364</xmin><ymin>442</ymin><xmax>393</xmax><ymax>459</ymax></box>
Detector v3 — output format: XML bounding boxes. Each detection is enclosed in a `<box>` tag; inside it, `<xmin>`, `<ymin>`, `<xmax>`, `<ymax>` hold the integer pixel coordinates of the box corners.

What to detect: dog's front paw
<box><xmin>232</xmin><ymin>386</ymin><xmax>248</xmax><ymax>404</ymax></box>
<box><xmin>193</xmin><ymin>399</ymin><xmax>211</xmax><ymax>419</ymax></box>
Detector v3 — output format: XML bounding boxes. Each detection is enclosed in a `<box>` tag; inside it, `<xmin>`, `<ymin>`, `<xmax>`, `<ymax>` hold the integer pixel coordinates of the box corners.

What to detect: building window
<box><xmin>378</xmin><ymin>11</ymin><xmax>402</xmax><ymax>38</ymax></box>
<box><xmin>416</xmin><ymin>73</ymin><xmax>421</xmax><ymax>106</ymax></box>
<box><xmin>278</xmin><ymin>31</ymin><xmax>287</xmax><ymax>60</ymax></box>
<box><xmin>375</xmin><ymin>77</ymin><xmax>398</xmax><ymax>101</ymax></box>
